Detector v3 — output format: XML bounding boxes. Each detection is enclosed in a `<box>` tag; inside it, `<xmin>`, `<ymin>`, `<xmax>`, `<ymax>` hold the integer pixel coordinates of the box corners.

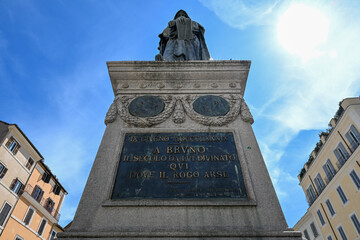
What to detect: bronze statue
<box><xmin>156</xmin><ymin>10</ymin><xmax>210</xmax><ymax>61</ymax></box>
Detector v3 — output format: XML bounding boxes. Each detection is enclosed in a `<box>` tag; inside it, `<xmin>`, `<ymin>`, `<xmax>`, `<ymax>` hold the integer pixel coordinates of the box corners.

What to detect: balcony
<box><xmin>23</xmin><ymin>184</ymin><xmax>61</xmax><ymax>221</ymax></box>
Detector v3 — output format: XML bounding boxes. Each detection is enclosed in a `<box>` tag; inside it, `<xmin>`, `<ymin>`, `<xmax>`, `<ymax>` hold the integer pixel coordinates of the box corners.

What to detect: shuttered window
<box><xmin>350</xmin><ymin>170</ymin><xmax>360</xmax><ymax>190</ymax></box>
<box><xmin>336</xmin><ymin>186</ymin><xmax>348</xmax><ymax>204</ymax></box>
<box><xmin>345</xmin><ymin>125</ymin><xmax>360</xmax><ymax>152</ymax></box>
<box><xmin>338</xmin><ymin>226</ymin><xmax>348</xmax><ymax>240</ymax></box>
<box><xmin>23</xmin><ymin>207</ymin><xmax>34</xmax><ymax>225</ymax></box>
<box><xmin>37</xmin><ymin>218</ymin><xmax>47</xmax><ymax>236</ymax></box>
<box><xmin>351</xmin><ymin>214</ymin><xmax>360</xmax><ymax>235</ymax></box>
<box><xmin>323</xmin><ymin>159</ymin><xmax>336</xmax><ymax>182</ymax></box>
<box><xmin>0</xmin><ymin>162</ymin><xmax>7</xmax><ymax>179</ymax></box>
<box><xmin>314</xmin><ymin>173</ymin><xmax>325</xmax><ymax>193</ymax></box>
<box><xmin>333</xmin><ymin>142</ymin><xmax>349</xmax><ymax>165</ymax></box>
<box><xmin>0</xmin><ymin>202</ymin><xmax>11</xmax><ymax>226</ymax></box>
<box><xmin>310</xmin><ymin>222</ymin><xmax>319</xmax><ymax>237</ymax></box>
<box><xmin>326</xmin><ymin>199</ymin><xmax>335</xmax><ymax>216</ymax></box>
<box><xmin>317</xmin><ymin>209</ymin><xmax>325</xmax><ymax>226</ymax></box>
<box><xmin>5</xmin><ymin>137</ymin><xmax>21</xmax><ymax>155</ymax></box>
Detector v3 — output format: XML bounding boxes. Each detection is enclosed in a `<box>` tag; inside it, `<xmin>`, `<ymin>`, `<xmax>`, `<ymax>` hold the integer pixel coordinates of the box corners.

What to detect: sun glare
<box><xmin>277</xmin><ymin>4</ymin><xmax>329</xmax><ymax>60</ymax></box>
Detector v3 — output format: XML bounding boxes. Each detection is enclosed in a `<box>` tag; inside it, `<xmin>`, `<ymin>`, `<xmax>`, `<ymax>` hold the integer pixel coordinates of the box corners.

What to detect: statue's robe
<box><xmin>158</xmin><ymin>17</ymin><xmax>210</xmax><ymax>61</ymax></box>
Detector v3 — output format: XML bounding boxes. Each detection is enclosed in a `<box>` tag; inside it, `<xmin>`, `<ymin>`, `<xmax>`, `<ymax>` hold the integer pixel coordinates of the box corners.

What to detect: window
<box><xmin>31</xmin><ymin>185</ymin><xmax>44</xmax><ymax>202</ymax></box>
<box><xmin>346</xmin><ymin>125</ymin><xmax>360</xmax><ymax>151</ymax></box>
<box><xmin>50</xmin><ymin>230</ymin><xmax>57</xmax><ymax>240</ymax></box>
<box><xmin>23</xmin><ymin>207</ymin><xmax>35</xmax><ymax>226</ymax></box>
<box><xmin>25</xmin><ymin>158</ymin><xmax>34</xmax><ymax>170</ymax></box>
<box><xmin>45</xmin><ymin>198</ymin><xmax>55</xmax><ymax>214</ymax></box>
<box><xmin>351</xmin><ymin>213</ymin><xmax>360</xmax><ymax>235</ymax></box>
<box><xmin>5</xmin><ymin>137</ymin><xmax>21</xmax><ymax>154</ymax></box>
<box><xmin>317</xmin><ymin>209</ymin><xmax>325</xmax><ymax>226</ymax></box>
<box><xmin>0</xmin><ymin>162</ymin><xmax>8</xmax><ymax>179</ymax></box>
<box><xmin>338</xmin><ymin>226</ymin><xmax>348</xmax><ymax>240</ymax></box>
<box><xmin>0</xmin><ymin>202</ymin><xmax>12</xmax><ymax>226</ymax></box>
<box><xmin>323</xmin><ymin>159</ymin><xmax>336</xmax><ymax>182</ymax></box>
<box><xmin>333</xmin><ymin>142</ymin><xmax>349</xmax><ymax>165</ymax></box>
<box><xmin>336</xmin><ymin>186</ymin><xmax>348</xmax><ymax>204</ymax></box>
<box><xmin>14</xmin><ymin>235</ymin><xmax>23</xmax><ymax>240</ymax></box>
<box><xmin>53</xmin><ymin>184</ymin><xmax>61</xmax><ymax>195</ymax></box>
<box><xmin>327</xmin><ymin>235</ymin><xmax>333</xmax><ymax>240</ymax></box>
<box><xmin>303</xmin><ymin>229</ymin><xmax>310</xmax><ymax>240</ymax></box>
<box><xmin>326</xmin><ymin>199</ymin><xmax>335</xmax><ymax>216</ymax></box>
<box><xmin>350</xmin><ymin>170</ymin><xmax>360</xmax><ymax>190</ymax></box>
<box><xmin>306</xmin><ymin>185</ymin><xmax>317</xmax><ymax>205</ymax></box>
<box><xmin>37</xmin><ymin>217</ymin><xmax>47</xmax><ymax>236</ymax></box>
<box><xmin>310</xmin><ymin>222</ymin><xmax>319</xmax><ymax>237</ymax></box>
<box><xmin>10</xmin><ymin>178</ymin><xmax>24</xmax><ymax>195</ymax></box>
<box><xmin>314</xmin><ymin>173</ymin><xmax>325</xmax><ymax>193</ymax></box>
<box><xmin>42</xmin><ymin>172</ymin><xmax>51</xmax><ymax>183</ymax></box>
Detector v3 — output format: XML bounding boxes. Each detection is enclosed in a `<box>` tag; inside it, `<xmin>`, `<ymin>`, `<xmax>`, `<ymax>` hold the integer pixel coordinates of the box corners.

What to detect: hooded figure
<box><xmin>156</xmin><ymin>10</ymin><xmax>210</xmax><ymax>61</ymax></box>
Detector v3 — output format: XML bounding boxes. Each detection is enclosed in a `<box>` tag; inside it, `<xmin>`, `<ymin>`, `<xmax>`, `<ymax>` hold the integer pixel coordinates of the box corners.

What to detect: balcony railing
<box><xmin>23</xmin><ymin>184</ymin><xmax>61</xmax><ymax>221</ymax></box>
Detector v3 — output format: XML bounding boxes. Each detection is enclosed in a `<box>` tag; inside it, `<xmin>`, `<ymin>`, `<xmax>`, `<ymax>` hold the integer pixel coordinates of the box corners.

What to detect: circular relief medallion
<box><xmin>193</xmin><ymin>95</ymin><xmax>230</xmax><ymax>116</ymax></box>
<box><xmin>129</xmin><ymin>96</ymin><xmax>165</xmax><ymax>117</ymax></box>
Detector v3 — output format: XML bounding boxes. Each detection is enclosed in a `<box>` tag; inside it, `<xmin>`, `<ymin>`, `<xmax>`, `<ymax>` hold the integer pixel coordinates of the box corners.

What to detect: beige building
<box><xmin>0</xmin><ymin>121</ymin><xmax>67</xmax><ymax>239</ymax></box>
<box><xmin>0</xmin><ymin>121</ymin><xmax>43</xmax><ymax>235</ymax></box>
<box><xmin>294</xmin><ymin>97</ymin><xmax>360</xmax><ymax>240</ymax></box>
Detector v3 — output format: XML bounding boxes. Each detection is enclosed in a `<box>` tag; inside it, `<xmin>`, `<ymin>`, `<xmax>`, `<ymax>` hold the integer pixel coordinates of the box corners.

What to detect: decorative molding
<box><xmin>105</xmin><ymin>94</ymin><xmax>254</xmax><ymax>127</ymax></box>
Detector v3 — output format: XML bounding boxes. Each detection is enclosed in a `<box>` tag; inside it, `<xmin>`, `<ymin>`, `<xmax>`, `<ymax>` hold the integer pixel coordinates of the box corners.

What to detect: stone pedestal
<box><xmin>58</xmin><ymin>61</ymin><xmax>301</xmax><ymax>239</ymax></box>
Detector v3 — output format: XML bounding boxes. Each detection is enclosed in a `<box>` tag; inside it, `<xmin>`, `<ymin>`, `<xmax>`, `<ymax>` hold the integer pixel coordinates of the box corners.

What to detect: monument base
<box><xmin>58</xmin><ymin>61</ymin><xmax>301</xmax><ymax>240</ymax></box>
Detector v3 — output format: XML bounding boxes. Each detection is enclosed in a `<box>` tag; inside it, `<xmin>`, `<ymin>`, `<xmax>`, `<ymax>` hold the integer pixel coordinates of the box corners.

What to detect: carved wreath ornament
<box><xmin>104</xmin><ymin>94</ymin><xmax>254</xmax><ymax>127</ymax></box>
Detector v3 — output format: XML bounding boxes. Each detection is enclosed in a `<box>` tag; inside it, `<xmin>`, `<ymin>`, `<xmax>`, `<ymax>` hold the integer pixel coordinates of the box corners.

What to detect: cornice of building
<box><xmin>298</xmin><ymin>97</ymin><xmax>360</xmax><ymax>184</ymax></box>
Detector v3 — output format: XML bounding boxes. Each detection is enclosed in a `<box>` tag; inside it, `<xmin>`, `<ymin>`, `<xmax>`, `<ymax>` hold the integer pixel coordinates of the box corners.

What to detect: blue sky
<box><xmin>1</xmin><ymin>0</ymin><xmax>359</xmax><ymax>227</ymax></box>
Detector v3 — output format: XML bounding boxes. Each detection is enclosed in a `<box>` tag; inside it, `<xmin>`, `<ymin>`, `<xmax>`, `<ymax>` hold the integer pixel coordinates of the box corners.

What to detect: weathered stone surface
<box><xmin>58</xmin><ymin>60</ymin><xmax>301</xmax><ymax>240</ymax></box>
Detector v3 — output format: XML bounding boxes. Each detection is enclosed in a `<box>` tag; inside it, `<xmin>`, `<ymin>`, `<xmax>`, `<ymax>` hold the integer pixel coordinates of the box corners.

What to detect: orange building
<box><xmin>1</xmin><ymin>157</ymin><xmax>67</xmax><ymax>240</ymax></box>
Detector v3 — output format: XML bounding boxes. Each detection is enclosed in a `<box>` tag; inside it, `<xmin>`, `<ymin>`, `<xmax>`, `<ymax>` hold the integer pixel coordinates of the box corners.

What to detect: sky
<box><xmin>1</xmin><ymin>0</ymin><xmax>360</xmax><ymax>228</ymax></box>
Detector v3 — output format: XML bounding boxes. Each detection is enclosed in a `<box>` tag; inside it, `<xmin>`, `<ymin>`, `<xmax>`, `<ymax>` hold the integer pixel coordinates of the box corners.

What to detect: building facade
<box><xmin>0</xmin><ymin>121</ymin><xmax>67</xmax><ymax>240</ymax></box>
<box><xmin>0</xmin><ymin>121</ymin><xmax>43</xmax><ymax>235</ymax></box>
<box><xmin>294</xmin><ymin>98</ymin><xmax>360</xmax><ymax>240</ymax></box>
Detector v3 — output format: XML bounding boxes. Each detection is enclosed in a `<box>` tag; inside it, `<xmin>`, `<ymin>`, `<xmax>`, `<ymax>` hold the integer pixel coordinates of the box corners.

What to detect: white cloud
<box><xmin>199</xmin><ymin>0</ymin><xmax>281</xmax><ymax>29</ymax></box>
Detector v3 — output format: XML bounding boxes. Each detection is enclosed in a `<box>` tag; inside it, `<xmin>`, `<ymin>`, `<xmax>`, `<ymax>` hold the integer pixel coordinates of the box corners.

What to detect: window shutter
<box><xmin>339</xmin><ymin>142</ymin><xmax>350</xmax><ymax>159</ymax></box>
<box><xmin>13</xmin><ymin>144</ymin><xmax>20</xmax><ymax>155</ymax></box>
<box><xmin>0</xmin><ymin>203</ymin><xmax>11</xmax><ymax>226</ymax></box>
<box><xmin>10</xmin><ymin>179</ymin><xmax>16</xmax><ymax>190</ymax></box>
<box><xmin>333</xmin><ymin>149</ymin><xmax>344</xmax><ymax>165</ymax></box>
<box><xmin>18</xmin><ymin>184</ymin><xmax>25</xmax><ymax>196</ymax></box>
<box><xmin>0</xmin><ymin>167</ymin><xmax>7</xmax><ymax>178</ymax></box>
<box><xmin>323</xmin><ymin>164</ymin><xmax>331</xmax><ymax>180</ymax></box>
<box><xmin>351</xmin><ymin>125</ymin><xmax>360</xmax><ymax>141</ymax></box>
<box><xmin>5</xmin><ymin>138</ymin><xmax>12</xmax><ymax>148</ymax></box>
<box><xmin>345</xmin><ymin>132</ymin><xmax>357</xmax><ymax>151</ymax></box>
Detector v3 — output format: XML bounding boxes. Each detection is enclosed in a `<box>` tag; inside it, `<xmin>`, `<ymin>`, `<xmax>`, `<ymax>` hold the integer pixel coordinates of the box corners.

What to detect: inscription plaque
<box><xmin>111</xmin><ymin>132</ymin><xmax>247</xmax><ymax>199</ymax></box>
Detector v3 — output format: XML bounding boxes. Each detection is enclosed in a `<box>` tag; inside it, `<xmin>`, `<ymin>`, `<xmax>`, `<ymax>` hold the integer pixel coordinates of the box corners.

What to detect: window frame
<box><xmin>14</xmin><ymin>235</ymin><xmax>24</xmax><ymax>240</ymax></box>
<box><xmin>25</xmin><ymin>157</ymin><xmax>34</xmax><ymax>170</ymax></box>
<box><xmin>350</xmin><ymin>170</ymin><xmax>360</xmax><ymax>190</ymax></box>
<box><xmin>0</xmin><ymin>161</ymin><xmax>8</xmax><ymax>179</ymax></box>
<box><xmin>317</xmin><ymin>209</ymin><xmax>326</xmax><ymax>226</ymax></box>
<box><xmin>310</xmin><ymin>222</ymin><xmax>319</xmax><ymax>237</ymax></box>
<box><xmin>23</xmin><ymin>206</ymin><xmax>35</xmax><ymax>226</ymax></box>
<box><xmin>337</xmin><ymin>225</ymin><xmax>348</xmax><ymax>240</ymax></box>
<box><xmin>326</xmin><ymin>199</ymin><xmax>336</xmax><ymax>217</ymax></box>
<box><xmin>0</xmin><ymin>201</ymin><xmax>12</xmax><ymax>227</ymax></box>
<box><xmin>336</xmin><ymin>185</ymin><xmax>348</xmax><ymax>204</ymax></box>
<box><xmin>32</xmin><ymin>185</ymin><xmax>44</xmax><ymax>203</ymax></box>
<box><xmin>323</xmin><ymin>159</ymin><xmax>336</xmax><ymax>181</ymax></box>
<box><xmin>345</xmin><ymin>124</ymin><xmax>360</xmax><ymax>151</ymax></box>
<box><xmin>350</xmin><ymin>212</ymin><xmax>360</xmax><ymax>235</ymax></box>
<box><xmin>314</xmin><ymin>173</ymin><xmax>325</xmax><ymax>193</ymax></box>
<box><xmin>327</xmin><ymin>234</ymin><xmax>333</xmax><ymax>240</ymax></box>
<box><xmin>10</xmin><ymin>178</ymin><xmax>24</xmax><ymax>195</ymax></box>
<box><xmin>306</xmin><ymin>185</ymin><xmax>317</xmax><ymax>205</ymax></box>
<box><xmin>303</xmin><ymin>229</ymin><xmax>310</xmax><ymax>240</ymax></box>
<box><xmin>6</xmin><ymin>136</ymin><xmax>21</xmax><ymax>155</ymax></box>
<box><xmin>37</xmin><ymin>217</ymin><xmax>48</xmax><ymax>236</ymax></box>
<box><xmin>50</xmin><ymin>229</ymin><xmax>57</xmax><ymax>240</ymax></box>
